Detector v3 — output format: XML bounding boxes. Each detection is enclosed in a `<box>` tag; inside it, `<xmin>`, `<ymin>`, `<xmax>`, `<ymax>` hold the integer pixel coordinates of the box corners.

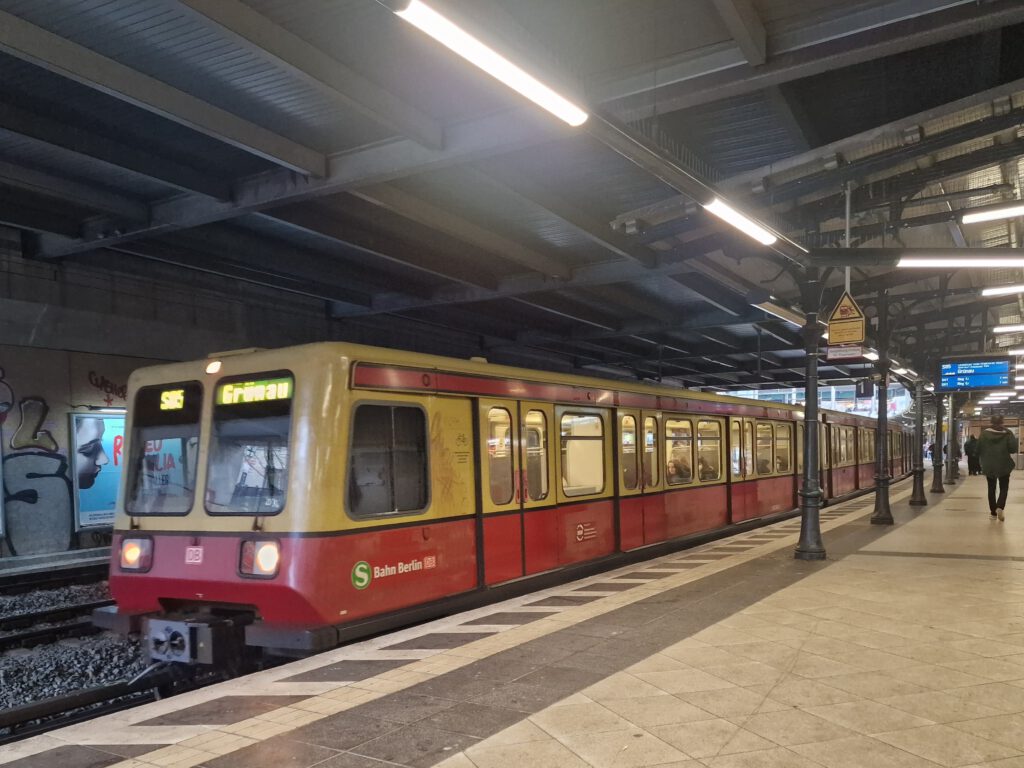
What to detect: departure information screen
<box><xmin>938</xmin><ymin>357</ymin><xmax>1012</xmax><ymax>391</ymax></box>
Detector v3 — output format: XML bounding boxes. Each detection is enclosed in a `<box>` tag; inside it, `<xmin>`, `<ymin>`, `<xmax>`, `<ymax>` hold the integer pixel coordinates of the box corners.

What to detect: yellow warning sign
<box><xmin>827</xmin><ymin>291</ymin><xmax>865</xmax><ymax>345</ymax></box>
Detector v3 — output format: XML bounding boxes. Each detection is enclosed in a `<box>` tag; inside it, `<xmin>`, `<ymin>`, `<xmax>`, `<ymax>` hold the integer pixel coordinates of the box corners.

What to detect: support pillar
<box><xmin>871</xmin><ymin>290</ymin><xmax>894</xmax><ymax>525</ymax></box>
<box><xmin>909</xmin><ymin>379</ymin><xmax>927</xmax><ymax>506</ymax></box>
<box><xmin>931</xmin><ymin>394</ymin><xmax>945</xmax><ymax>493</ymax></box>
<box><xmin>944</xmin><ymin>394</ymin><xmax>957</xmax><ymax>484</ymax></box>
<box><xmin>795</xmin><ymin>268</ymin><xmax>826</xmax><ymax>561</ymax></box>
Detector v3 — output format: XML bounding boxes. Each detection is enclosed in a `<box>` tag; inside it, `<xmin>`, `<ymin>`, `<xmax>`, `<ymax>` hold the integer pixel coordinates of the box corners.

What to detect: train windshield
<box><xmin>125</xmin><ymin>382</ymin><xmax>202</xmax><ymax>515</ymax></box>
<box><xmin>206</xmin><ymin>373</ymin><xmax>293</xmax><ymax>516</ymax></box>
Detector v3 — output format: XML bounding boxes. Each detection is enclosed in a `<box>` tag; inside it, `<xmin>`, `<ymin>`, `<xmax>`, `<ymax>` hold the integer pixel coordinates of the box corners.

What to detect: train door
<box><xmin>728</xmin><ymin>417</ymin><xmax>755</xmax><ymax>520</ymax></box>
<box><xmin>617</xmin><ymin>409</ymin><xmax>644</xmax><ymax>549</ymax></box>
<box><xmin>478</xmin><ymin>400</ymin><xmax>524</xmax><ymax>584</ymax></box>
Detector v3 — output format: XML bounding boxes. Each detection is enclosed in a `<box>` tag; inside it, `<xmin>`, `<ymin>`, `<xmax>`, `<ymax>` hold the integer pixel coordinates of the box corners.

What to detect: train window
<box><xmin>561</xmin><ymin>413</ymin><xmax>605</xmax><ymax>497</ymax></box>
<box><xmin>620</xmin><ymin>415</ymin><xmax>639</xmax><ymax>490</ymax></box>
<box><xmin>730</xmin><ymin>420</ymin><xmax>742</xmax><ymax>478</ymax></box>
<box><xmin>697</xmin><ymin>421</ymin><xmax>722</xmax><ymax>481</ymax></box>
<box><xmin>525</xmin><ymin>410</ymin><xmax>549</xmax><ymax>501</ymax></box>
<box><xmin>487</xmin><ymin>408</ymin><xmax>514</xmax><ymax>504</ymax></box>
<box><xmin>207</xmin><ymin>373</ymin><xmax>293</xmax><ymax>516</ymax></box>
<box><xmin>125</xmin><ymin>381</ymin><xmax>202</xmax><ymax>515</ymax></box>
<box><xmin>743</xmin><ymin>421</ymin><xmax>754</xmax><ymax>479</ymax></box>
<box><xmin>755</xmin><ymin>423</ymin><xmax>774</xmax><ymax>475</ymax></box>
<box><xmin>643</xmin><ymin>417</ymin><xmax>659</xmax><ymax>487</ymax></box>
<box><xmin>776</xmin><ymin>424</ymin><xmax>792</xmax><ymax>472</ymax></box>
<box><xmin>347</xmin><ymin>404</ymin><xmax>428</xmax><ymax>518</ymax></box>
<box><xmin>665</xmin><ymin>418</ymin><xmax>693</xmax><ymax>485</ymax></box>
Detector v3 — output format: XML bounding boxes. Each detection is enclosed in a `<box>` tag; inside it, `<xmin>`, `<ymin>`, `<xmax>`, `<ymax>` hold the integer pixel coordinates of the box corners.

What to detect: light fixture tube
<box><xmin>863</xmin><ymin>350</ymin><xmax>880</xmax><ymax>361</ymax></box>
<box><xmin>703</xmin><ymin>199</ymin><xmax>778</xmax><ymax>246</ymax></box>
<box><xmin>899</xmin><ymin>257</ymin><xmax>1024</xmax><ymax>268</ymax></box>
<box><xmin>961</xmin><ymin>204</ymin><xmax>1024</xmax><ymax>225</ymax></box>
<box><xmin>753</xmin><ymin>300</ymin><xmax>804</xmax><ymax>328</ymax></box>
<box><xmin>982</xmin><ymin>284</ymin><xmax>1024</xmax><ymax>297</ymax></box>
<box><xmin>994</xmin><ymin>324</ymin><xmax>1024</xmax><ymax>334</ymax></box>
<box><xmin>393</xmin><ymin>0</ymin><xmax>588</xmax><ymax>127</ymax></box>
<box><xmin>893</xmin><ymin>367</ymin><xmax>908</xmax><ymax>375</ymax></box>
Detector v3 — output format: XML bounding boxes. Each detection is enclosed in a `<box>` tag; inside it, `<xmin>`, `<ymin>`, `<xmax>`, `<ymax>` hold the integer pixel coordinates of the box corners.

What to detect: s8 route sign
<box><xmin>938</xmin><ymin>357</ymin><xmax>1011</xmax><ymax>392</ymax></box>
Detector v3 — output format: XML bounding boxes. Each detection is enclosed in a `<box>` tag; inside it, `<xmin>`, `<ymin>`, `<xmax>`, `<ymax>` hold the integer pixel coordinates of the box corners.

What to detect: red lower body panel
<box><xmin>110</xmin><ymin>519</ymin><xmax>478</xmax><ymax>627</ymax></box>
<box><xmin>732</xmin><ymin>476</ymin><xmax>795</xmax><ymax>522</ymax></box>
<box><xmin>523</xmin><ymin>500</ymin><xmax>615</xmax><ymax>574</ymax></box>
<box><xmin>830</xmin><ymin>466</ymin><xmax>857</xmax><ymax>497</ymax></box>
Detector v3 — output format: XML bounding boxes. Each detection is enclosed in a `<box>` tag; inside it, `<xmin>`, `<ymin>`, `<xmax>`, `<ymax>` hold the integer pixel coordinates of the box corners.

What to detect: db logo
<box><xmin>576</xmin><ymin>523</ymin><xmax>585</xmax><ymax>542</ymax></box>
<box><xmin>185</xmin><ymin>546</ymin><xmax>203</xmax><ymax>565</ymax></box>
<box><xmin>351</xmin><ymin>560</ymin><xmax>372</xmax><ymax>590</ymax></box>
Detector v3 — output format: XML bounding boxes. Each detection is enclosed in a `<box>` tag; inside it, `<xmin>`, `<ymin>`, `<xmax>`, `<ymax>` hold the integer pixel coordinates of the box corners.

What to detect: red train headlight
<box><xmin>240</xmin><ymin>540</ymin><xmax>280</xmax><ymax>578</ymax></box>
<box><xmin>119</xmin><ymin>537</ymin><xmax>153</xmax><ymax>572</ymax></box>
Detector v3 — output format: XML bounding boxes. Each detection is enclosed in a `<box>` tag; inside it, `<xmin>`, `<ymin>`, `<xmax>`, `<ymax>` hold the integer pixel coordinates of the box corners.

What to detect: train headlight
<box><xmin>240</xmin><ymin>540</ymin><xmax>280</xmax><ymax>578</ymax></box>
<box><xmin>119</xmin><ymin>537</ymin><xmax>153</xmax><ymax>572</ymax></box>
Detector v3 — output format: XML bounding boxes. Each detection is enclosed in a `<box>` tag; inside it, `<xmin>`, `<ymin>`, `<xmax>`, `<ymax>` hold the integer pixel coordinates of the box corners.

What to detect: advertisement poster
<box><xmin>71</xmin><ymin>413</ymin><xmax>125</xmax><ymax>529</ymax></box>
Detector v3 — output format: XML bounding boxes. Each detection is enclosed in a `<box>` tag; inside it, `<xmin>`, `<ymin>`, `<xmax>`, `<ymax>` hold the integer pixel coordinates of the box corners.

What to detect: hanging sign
<box><xmin>827</xmin><ymin>291</ymin><xmax>865</xmax><ymax>345</ymax></box>
<box><xmin>826</xmin><ymin>345</ymin><xmax>863</xmax><ymax>361</ymax></box>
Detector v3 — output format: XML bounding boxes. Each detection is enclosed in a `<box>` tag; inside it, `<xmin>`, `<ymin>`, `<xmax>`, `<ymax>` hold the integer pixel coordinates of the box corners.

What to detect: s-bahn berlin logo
<box><xmin>351</xmin><ymin>561</ymin><xmax>372</xmax><ymax>590</ymax></box>
<box><xmin>351</xmin><ymin>555</ymin><xmax>437</xmax><ymax>589</ymax></box>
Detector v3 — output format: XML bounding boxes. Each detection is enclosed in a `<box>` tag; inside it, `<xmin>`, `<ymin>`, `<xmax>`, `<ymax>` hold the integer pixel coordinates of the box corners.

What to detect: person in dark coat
<box><xmin>964</xmin><ymin>434</ymin><xmax>981</xmax><ymax>475</ymax></box>
<box><xmin>978</xmin><ymin>415</ymin><xmax>1019</xmax><ymax>521</ymax></box>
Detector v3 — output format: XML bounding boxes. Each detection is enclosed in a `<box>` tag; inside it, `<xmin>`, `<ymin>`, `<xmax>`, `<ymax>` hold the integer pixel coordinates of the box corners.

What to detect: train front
<box><xmin>95</xmin><ymin>346</ymin><xmax>347</xmax><ymax>664</ymax></box>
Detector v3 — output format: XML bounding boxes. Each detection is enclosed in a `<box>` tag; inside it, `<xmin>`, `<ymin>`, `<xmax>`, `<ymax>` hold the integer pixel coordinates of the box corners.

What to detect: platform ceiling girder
<box><xmin>30</xmin><ymin>108</ymin><xmax>556</xmax><ymax>259</ymax></box>
<box><xmin>176</xmin><ymin>0</ymin><xmax>443</xmax><ymax>151</ymax></box>
<box><xmin>602</xmin><ymin>0</ymin><xmax>1024</xmax><ymax>119</ymax></box>
<box><xmin>0</xmin><ymin>8</ymin><xmax>325</xmax><ymax>176</ymax></box>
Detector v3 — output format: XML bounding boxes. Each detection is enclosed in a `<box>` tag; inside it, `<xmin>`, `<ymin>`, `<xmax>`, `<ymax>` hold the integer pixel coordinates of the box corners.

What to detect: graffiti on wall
<box><xmin>0</xmin><ymin>368</ymin><xmax>73</xmax><ymax>555</ymax></box>
<box><xmin>87</xmin><ymin>370</ymin><xmax>127</xmax><ymax>406</ymax></box>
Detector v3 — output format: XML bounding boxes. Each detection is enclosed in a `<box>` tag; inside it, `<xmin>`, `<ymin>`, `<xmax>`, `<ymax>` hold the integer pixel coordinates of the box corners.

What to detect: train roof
<box><xmin>130</xmin><ymin>341</ymin><xmax>891</xmax><ymax>427</ymax></box>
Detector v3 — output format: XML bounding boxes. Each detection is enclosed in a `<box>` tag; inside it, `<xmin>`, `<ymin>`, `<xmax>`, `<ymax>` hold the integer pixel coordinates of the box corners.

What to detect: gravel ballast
<box><xmin>0</xmin><ymin>582</ymin><xmax>111</xmax><ymax>619</ymax></box>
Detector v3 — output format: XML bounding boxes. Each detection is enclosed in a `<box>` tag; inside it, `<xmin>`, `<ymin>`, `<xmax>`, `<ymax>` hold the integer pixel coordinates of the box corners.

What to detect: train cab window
<box><xmin>620</xmin><ymin>415</ymin><xmax>639</xmax><ymax>490</ymax></box>
<box><xmin>487</xmin><ymin>408</ymin><xmax>514</xmax><ymax>504</ymax></box>
<box><xmin>125</xmin><ymin>381</ymin><xmax>202</xmax><ymax>515</ymax></box>
<box><xmin>347</xmin><ymin>404</ymin><xmax>428</xmax><ymax>518</ymax></box>
<box><xmin>730</xmin><ymin>420</ymin><xmax>743</xmax><ymax>478</ymax></box>
<box><xmin>206</xmin><ymin>374</ymin><xmax>293</xmax><ymax>516</ymax></box>
<box><xmin>561</xmin><ymin>413</ymin><xmax>605</xmax><ymax>497</ymax></box>
<box><xmin>525</xmin><ymin>410</ymin><xmax>549</xmax><ymax>501</ymax></box>
<box><xmin>755</xmin><ymin>423</ymin><xmax>774</xmax><ymax>475</ymax></box>
<box><xmin>665</xmin><ymin>418</ymin><xmax>693</xmax><ymax>485</ymax></box>
<box><xmin>697</xmin><ymin>421</ymin><xmax>722</xmax><ymax>481</ymax></box>
<box><xmin>643</xmin><ymin>417</ymin><xmax>659</xmax><ymax>487</ymax></box>
<box><xmin>775</xmin><ymin>424</ymin><xmax>792</xmax><ymax>472</ymax></box>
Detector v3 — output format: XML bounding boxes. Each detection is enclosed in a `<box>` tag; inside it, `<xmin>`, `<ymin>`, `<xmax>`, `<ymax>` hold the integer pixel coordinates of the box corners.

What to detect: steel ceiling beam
<box><xmin>0</xmin><ymin>10</ymin><xmax>325</xmax><ymax>176</ymax></box>
<box><xmin>0</xmin><ymin>101</ymin><xmax>230</xmax><ymax>199</ymax></box>
<box><xmin>472</xmin><ymin>166</ymin><xmax>658</xmax><ymax>269</ymax></box>
<box><xmin>0</xmin><ymin>158</ymin><xmax>148</xmax><ymax>221</ymax></box>
<box><xmin>177</xmin><ymin>0</ymin><xmax>443</xmax><ymax>150</ymax></box>
<box><xmin>603</xmin><ymin>0</ymin><xmax>1024</xmax><ymax>121</ymax></box>
<box><xmin>329</xmin><ymin>251</ymin><xmax>722</xmax><ymax>318</ymax></box>
<box><xmin>259</xmin><ymin>204</ymin><xmax>500</xmax><ymax>290</ymax></box>
<box><xmin>0</xmin><ymin>200</ymin><xmax>81</xmax><ymax>237</ymax></box>
<box><xmin>350</xmin><ymin>184</ymin><xmax>567</xmax><ymax>278</ymax></box>
<box><xmin>711</xmin><ymin>0</ymin><xmax>766</xmax><ymax>66</ymax></box>
<box><xmin>30</xmin><ymin>108</ymin><xmax>556</xmax><ymax>259</ymax></box>
<box><xmin>106</xmin><ymin>242</ymin><xmax>373</xmax><ymax>307</ymax></box>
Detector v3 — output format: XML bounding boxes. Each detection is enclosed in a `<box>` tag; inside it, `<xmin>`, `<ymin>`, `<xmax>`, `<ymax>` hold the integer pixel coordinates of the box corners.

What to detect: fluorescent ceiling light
<box><xmin>1009</xmin><ymin>349</ymin><xmax>1024</xmax><ymax>355</ymax></box>
<box><xmin>893</xmin><ymin>367</ymin><xmax>908</xmax><ymax>375</ymax></box>
<box><xmin>393</xmin><ymin>0</ymin><xmax>588</xmax><ymax>127</ymax></box>
<box><xmin>752</xmin><ymin>299</ymin><xmax>804</xmax><ymax>328</ymax></box>
<box><xmin>703</xmin><ymin>198</ymin><xmax>778</xmax><ymax>246</ymax></box>
<box><xmin>863</xmin><ymin>350</ymin><xmax>880</xmax><ymax>361</ymax></box>
<box><xmin>898</xmin><ymin>257</ymin><xmax>1024</xmax><ymax>268</ymax></box>
<box><xmin>962</xmin><ymin>203</ymin><xmax>1024</xmax><ymax>225</ymax></box>
<box><xmin>1015</xmin><ymin>376</ymin><xmax>1024</xmax><ymax>382</ymax></box>
<box><xmin>982</xmin><ymin>284</ymin><xmax>1024</xmax><ymax>297</ymax></box>
<box><xmin>994</xmin><ymin>324</ymin><xmax>1024</xmax><ymax>334</ymax></box>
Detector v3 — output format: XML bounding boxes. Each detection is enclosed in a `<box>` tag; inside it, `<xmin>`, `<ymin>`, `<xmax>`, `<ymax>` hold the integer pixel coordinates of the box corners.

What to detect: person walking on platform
<box><xmin>978</xmin><ymin>415</ymin><xmax>1018</xmax><ymax>521</ymax></box>
<box><xmin>965</xmin><ymin>434</ymin><xmax>981</xmax><ymax>475</ymax></box>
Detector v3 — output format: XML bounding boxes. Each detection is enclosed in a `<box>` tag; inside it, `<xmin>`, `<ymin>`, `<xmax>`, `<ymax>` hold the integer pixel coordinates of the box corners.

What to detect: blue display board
<box><xmin>938</xmin><ymin>357</ymin><xmax>1012</xmax><ymax>392</ymax></box>
<box><xmin>70</xmin><ymin>413</ymin><xmax>125</xmax><ymax>529</ymax></box>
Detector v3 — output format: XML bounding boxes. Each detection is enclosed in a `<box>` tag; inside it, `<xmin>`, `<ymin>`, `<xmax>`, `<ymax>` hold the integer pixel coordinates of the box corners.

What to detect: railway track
<box><xmin>0</xmin><ymin>600</ymin><xmax>115</xmax><ymax>653</ymax></box>
<box><xmin>0</xmin><ymin>563</ymin><xmax>109</xmax><ymax>595</ymax></box>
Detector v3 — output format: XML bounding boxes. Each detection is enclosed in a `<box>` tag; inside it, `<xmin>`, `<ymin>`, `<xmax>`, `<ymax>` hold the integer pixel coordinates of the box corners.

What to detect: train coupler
<box><xmin>145</xmin><ymin>613</ymin><xmax>252</xmax><ymax>665</ymax></box>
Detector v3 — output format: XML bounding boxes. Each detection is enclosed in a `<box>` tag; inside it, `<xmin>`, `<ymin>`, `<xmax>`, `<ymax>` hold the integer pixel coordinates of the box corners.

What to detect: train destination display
<box><xmin>938</xmin><ymin>357</ymin><xmax>1012</xmax><ymax>391</ymax></box>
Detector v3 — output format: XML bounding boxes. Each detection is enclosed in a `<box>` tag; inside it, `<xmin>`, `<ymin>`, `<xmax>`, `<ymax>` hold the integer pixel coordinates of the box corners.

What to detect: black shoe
<box><xmin>991</xmin><ymin>511</ymin><xmax>998</xmax><ymax>517</ymax></box>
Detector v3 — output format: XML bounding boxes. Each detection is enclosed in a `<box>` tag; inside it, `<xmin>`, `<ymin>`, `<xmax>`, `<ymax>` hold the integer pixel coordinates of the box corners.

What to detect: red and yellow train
<box><xmin>96</xmin><ymin>342</ymin><xmax>912</xmax><ymax>663</ymax></box>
